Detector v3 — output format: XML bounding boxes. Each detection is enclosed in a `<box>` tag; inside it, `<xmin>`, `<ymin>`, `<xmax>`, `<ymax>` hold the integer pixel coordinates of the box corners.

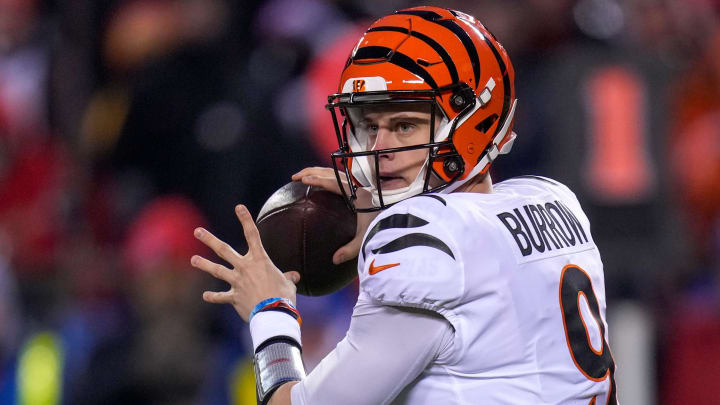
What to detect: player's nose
<box><xmin>371</xmin><ymin>127</ymin><xmax>395</xmax><ymax>159</ymax></box>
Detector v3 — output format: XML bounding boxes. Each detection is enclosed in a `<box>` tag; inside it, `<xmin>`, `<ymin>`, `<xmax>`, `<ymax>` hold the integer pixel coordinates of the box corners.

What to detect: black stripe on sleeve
<box><xmin>371</xmin><ymin>233</ymin><xmax>455</xmax><ymax>260</ymax></box>
<box><xmin>362</xmin><ymin>214</ymin><xmax>428</xmax><ymax>259</ymax></box>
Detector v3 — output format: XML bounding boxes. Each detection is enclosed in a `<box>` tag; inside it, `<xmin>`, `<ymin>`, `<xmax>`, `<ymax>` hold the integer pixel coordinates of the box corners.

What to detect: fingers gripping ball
<box><xmin>256</xmin><ymin>182</ymin><xmax>358</xmax><ymax>296</ymax></box>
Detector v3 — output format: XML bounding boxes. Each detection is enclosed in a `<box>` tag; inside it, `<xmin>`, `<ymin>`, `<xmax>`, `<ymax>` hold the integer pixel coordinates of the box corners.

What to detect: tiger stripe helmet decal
<box><xmin>328</xmin><ymin>6</ymin><xmax>517</xmax><ymax>212</ymax></box>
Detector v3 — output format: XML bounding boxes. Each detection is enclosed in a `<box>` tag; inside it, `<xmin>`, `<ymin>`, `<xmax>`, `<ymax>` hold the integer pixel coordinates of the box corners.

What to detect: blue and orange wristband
<box><xmin>250</xmin><ymin>297</ymin><xmax>302</xmax><ymax>326</ymax></box>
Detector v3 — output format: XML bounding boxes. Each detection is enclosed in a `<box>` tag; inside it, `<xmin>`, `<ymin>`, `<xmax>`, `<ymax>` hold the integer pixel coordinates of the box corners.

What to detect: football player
<box><xmin>191</xmin><ymin>6</ymin><xmax>618</xmax><ymax>404</ymax></box>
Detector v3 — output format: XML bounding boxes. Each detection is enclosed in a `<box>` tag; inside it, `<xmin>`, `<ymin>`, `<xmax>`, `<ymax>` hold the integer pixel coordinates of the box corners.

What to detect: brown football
<box><xmin>256</xmin><ymin>181</ymin><xmax>358</xmax><ymax>296</ymax></box>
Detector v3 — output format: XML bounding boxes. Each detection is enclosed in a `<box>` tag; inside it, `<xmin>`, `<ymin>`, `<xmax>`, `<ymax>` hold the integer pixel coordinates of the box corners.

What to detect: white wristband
<box><xmin>249</xmin><ymin>310</ymin><xmax>302</xmax><ymax>352</ymax></box>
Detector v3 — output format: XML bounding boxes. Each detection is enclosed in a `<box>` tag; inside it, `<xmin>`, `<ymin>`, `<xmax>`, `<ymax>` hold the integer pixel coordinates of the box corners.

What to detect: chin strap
<box><xmin>369</xmin><ymin>156</ymin><xmax>429</xmax><ymax>207</ymax></box>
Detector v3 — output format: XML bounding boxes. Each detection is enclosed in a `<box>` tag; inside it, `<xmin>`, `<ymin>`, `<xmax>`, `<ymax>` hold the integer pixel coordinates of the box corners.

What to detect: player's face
<box><xmin>349</xmin><ymin>103</ymin><xmax>439</xmax><ymax>190</ymax></box>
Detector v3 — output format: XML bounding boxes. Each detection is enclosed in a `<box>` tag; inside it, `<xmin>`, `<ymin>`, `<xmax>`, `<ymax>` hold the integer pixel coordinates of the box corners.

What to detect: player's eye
<box><xmin>361</xmin><ymin>123</ymin><xmax>379</xmax><ymax>148</ymax></box>
<box><xmin>357</xmin><ymin>120</ymin><xmax>377</xmax><ymax>131</ymax></box>
<box><xmin>396</xmin><ymin>122</ymin><xmax>416</xmax><ymax>134</ymax></box>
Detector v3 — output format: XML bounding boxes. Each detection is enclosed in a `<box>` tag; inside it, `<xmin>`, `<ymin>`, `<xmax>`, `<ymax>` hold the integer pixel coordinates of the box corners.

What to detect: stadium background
<box><xmin>0</xmin><ymin>0</ymin><xmax>718</xmax><ymax>403</ymax></box>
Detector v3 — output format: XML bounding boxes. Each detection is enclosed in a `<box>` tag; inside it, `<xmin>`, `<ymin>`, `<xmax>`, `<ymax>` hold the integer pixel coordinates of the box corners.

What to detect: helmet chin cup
<box><xmin>370</xmin><ymin>156</ymin><xmax>430</xmax><ymax>208</ymax></box>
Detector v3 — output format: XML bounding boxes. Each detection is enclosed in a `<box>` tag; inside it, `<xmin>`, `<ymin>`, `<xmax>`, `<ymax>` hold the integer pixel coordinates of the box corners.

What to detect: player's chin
<box><xmin>378</xmin><ymin>176</ymin><xmax>409</xmax><ymax>190</ymax></box>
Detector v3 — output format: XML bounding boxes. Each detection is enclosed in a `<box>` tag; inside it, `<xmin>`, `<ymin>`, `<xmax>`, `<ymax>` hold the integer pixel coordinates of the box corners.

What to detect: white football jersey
<box><xmin>356</xmin><ymin>175</ymin><xmax>617</xmax><ymax>404</ymax></box>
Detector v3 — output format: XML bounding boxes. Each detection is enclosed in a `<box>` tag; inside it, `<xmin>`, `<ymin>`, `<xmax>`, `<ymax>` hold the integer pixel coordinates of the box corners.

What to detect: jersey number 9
<box><xmin>559</xmin><ymin>265</ymin><xmax>617</xmax><ymax>405</ymax></box>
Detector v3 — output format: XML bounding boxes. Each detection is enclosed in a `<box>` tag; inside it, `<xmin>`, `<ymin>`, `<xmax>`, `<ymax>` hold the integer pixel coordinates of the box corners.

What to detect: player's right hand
<box><xmin>292</xmin><ymin>167</ymin><xmax>379</xmax><ymax>265</ymax></box>
<box><xmin>191</xmin><ymin>205</ymin><xmax>300</xmax><ymax>322</ymax></box>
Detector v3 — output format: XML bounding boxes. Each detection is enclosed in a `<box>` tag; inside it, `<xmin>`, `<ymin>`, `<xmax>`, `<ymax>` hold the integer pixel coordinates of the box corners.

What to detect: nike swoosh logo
<box><xmin>368</xmin><ymin>259</ymin><xmax>400</xmax><ymax>275</ymax></box>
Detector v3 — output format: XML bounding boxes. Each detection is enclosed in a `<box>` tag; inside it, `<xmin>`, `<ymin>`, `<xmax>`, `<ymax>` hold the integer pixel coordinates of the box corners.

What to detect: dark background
<box><xmin>0</xmin><ymin>0</ymin><xmax>719</xmax><ymax>403</ymax></box>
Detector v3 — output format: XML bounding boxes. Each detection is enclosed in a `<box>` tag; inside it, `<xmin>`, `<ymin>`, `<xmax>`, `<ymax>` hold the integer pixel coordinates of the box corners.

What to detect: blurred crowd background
<box><xmin>0</xmin><ymin>0</ymin><xmax>718</xmax><ymax>404</ymax></box>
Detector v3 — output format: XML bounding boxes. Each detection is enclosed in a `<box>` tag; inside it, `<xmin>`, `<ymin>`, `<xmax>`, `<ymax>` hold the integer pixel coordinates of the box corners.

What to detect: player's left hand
<box><xmin>191</xmin><ymin>204</ymin><xmax>300</xmax><ymax>322</ymax></box>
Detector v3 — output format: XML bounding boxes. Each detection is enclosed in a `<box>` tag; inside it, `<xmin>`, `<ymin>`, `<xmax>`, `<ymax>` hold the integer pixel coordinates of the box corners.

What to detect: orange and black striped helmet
<box><xmin>328</xmin><ymin>6</ymin><xmax>517</xmax><ymax>211</ymax></box>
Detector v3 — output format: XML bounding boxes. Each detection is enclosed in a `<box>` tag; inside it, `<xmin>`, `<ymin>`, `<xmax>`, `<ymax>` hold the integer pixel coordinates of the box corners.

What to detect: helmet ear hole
<box><xmin>443</xmin><ymin>156</ymin><xmax>464</xmax><ymax>177</ymax></box>
<box><xmin>450</xmin><ymin>85</ymin><xmax>476</xmax><ymax>112</ymax></box>
<box><xmin>475</xmin><ymin>114</ymin><xmax>499</xmax><ymax>133</ymax></box>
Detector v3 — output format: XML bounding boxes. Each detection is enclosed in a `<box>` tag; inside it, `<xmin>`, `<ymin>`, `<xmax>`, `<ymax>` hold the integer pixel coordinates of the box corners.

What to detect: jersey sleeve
<box><xmin>290</xmin><ymin>300</ymin><xmax>453</xmax><ymax>405</ymax></box>
<box><xmin>357</xmin><ymin>196</ymin><xmax>464</xmax><ymax>315</ymax></box>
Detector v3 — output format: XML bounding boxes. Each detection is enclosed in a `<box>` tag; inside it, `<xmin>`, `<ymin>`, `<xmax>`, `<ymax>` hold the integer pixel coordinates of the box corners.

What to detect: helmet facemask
<box><xmin>328</xmin><ymin>87</ymin><xmax>474</xmax><ymax>212</ymax></box>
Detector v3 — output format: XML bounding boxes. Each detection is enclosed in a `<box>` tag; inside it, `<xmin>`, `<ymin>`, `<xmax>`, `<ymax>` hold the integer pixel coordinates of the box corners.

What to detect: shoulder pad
<box><xmin>504</xmin><ymin>175</ymin><xmax>577</xmax><ymax>196</ymax></box>
<box><xmin>358</xmin><ymin>197</ymin><xmax>463</xmax><ymax>313</ymax></box>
